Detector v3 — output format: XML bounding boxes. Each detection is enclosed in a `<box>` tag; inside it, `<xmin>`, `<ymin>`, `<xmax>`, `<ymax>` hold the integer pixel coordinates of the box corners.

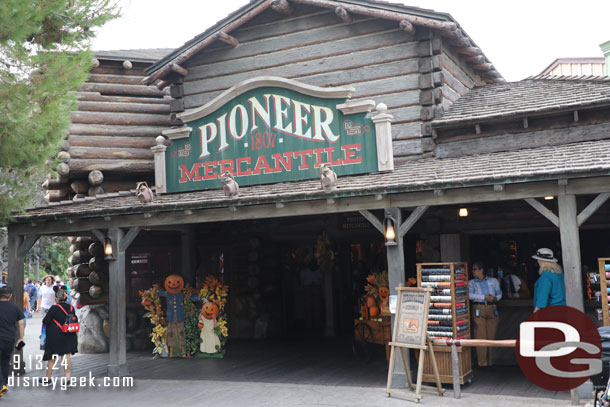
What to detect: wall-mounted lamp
<box><xmin>104</xmin><ymin>236</ymin><xmax>114</xmax><ymax>260</ymax></box>
<box><xmin>384</xmin><ymin>215</ymin><xmax>397</xmax><ymax>246</ymax></box>
<box><xmin>458</xmin><ymin>208</ymin><xmax>469</xmax><ymax>217</ymax></box>
<box><xmin>544</xmin><ymin>196</ymin><xmax>555</xmax><ymax>201</ymax></box>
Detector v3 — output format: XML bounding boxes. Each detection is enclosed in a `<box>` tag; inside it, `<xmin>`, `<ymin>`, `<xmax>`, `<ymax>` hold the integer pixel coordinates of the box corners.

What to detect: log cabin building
<box><xmin>7</xmin><ymin>0</ymin><xmax>610</xmax><ymax>389</ymax></box>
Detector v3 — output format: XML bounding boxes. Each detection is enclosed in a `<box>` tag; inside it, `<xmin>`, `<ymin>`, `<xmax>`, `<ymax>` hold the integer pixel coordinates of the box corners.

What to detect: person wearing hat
<box><xmin>532</xmin><ymin>248</ymin><xmax>566</xmax><ymax>312</ymax></box>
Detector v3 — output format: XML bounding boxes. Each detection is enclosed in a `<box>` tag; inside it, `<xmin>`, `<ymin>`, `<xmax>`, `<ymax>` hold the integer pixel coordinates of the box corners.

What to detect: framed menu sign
<box><xmin>395</xmin><ymin>288</ymin><xmax>430</xmax><ymax>347</ymax></box>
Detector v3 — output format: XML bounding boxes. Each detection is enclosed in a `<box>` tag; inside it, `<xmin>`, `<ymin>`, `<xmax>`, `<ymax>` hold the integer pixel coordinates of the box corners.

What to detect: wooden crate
<box><xmin>417</xmin><ymin>345</ymin><xmax>472</xmax><ymax>385</ymax></box>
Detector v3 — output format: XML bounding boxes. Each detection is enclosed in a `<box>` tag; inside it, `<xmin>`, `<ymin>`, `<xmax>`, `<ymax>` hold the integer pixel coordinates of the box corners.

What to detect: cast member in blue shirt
<box><xmin>469</xmin><ymin>261</ymin><xmax>502</xmax><ymax>367</ymax></box>
<box><xmin>532</xmin><ymin>248</ymin><xmax>566</xmax><ymax>312</ymax></box>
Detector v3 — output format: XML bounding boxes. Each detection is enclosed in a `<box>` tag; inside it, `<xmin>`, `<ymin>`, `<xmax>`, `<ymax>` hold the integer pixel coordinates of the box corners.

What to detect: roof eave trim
<box><xmin>432</xmin><ymin>101</ymin><xmax>610</xmax><ymax>129</ymax></box>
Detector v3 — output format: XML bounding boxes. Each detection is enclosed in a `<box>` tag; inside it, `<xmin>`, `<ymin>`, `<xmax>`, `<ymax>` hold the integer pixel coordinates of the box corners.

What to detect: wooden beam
<box><xmin>17</xmin><ymin>235</ymin><xmax>39</xmax><ymax>258</ymax></box>
<box><xmin>334</xmin><ymin>6</ymin><xmax>353</xmax><ymax>24</ymax></box>
<box><xmin>577</xmin><ymin>192</ymin><xmax>610</xmax><ymax>227</ymax></box>
<box><xmin>271</xmin><ymin>0</ymin><xmax>294</xmax><ymax>15</ymax></box>
<box><xmin>399</xmin><ymin>20</ymin><xmax>415</xmax><ymax>35</ymax></box>
<box><xmin>399</xmin><ymin>206</ymin><xmax>428</xmax><ymax>238</ymax></box>
<box><xmin>91</xmin><ymin>229</ymin><xmax>105</xmax><ymax>243</ymax></box>
<box><xmin>216</xmin><ymin>31</ymin><xmax>239</xmax><ymax>47</ymax></box>
<box><xmin>474</xmin><ymin>124</ymin><xmax>481</xmax><ymax>134</ymax></box>
<box><xmin>358</xmin><ymin>210</ymin><xmax>384</xmax><ymax>234</ymax></box>
<box><xmin>170</xmin><ymin>63</ymin><xmax>188</xmax><ymax>77</ymax></box>
<box><xmin>142</xmin><ymin>0</ymin><xmax>271</xmax><ymax>85</ymax></box>
<box><xmin>523</xmin><ymin>117</ymin><xmax>529</xmax><ymax>129</ymax></box>
<box><xmin>108</xmin><ymin>227</ymin><xmax>127</xmax><ymax>376</ymax></box>
<box><xmin>12</xmin><ymin>176</ymin><xmax>610</xmax><ymax>236</ymax></box>
<box><xmin>558</xmin><ymin>195</ymin><xmax>584</xmax><ymax>311</ymax></box>
<box><xmin>574</xmin><ymin>110</ymin><xmax>579</xmax><ymax>122</ymax></box>
<box><xmin>289</xmin><ymin>0</ymin><xmax>457</xmax><ymax>32</ymax></box>
<box><xmin>524</xmin><ymin>198</ymin><xmax>559</xmax><ymax>228</ymax></box>
<box><xmin>119</xmin><ymin>227</ymin><xmax>140</xmax><ymax>252</ymax></box>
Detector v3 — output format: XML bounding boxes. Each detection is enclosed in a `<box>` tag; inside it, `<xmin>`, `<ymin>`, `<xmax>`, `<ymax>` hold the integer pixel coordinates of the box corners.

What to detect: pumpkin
<box><xmin>365</xmin><ymin>295</ymin><xmax>377</xmax><ymax>308</ymax></box>
<box><xmin>379</xmin><ymin>286</ymin><xmax>389</xmax><ymax>302</ymax></box>
<box><xmin>164</xmin><ymin>274</ymin><xmax>184</xmax><ymax>294</ymax></box>
<box><xmin>360</xmin><ymin>303</ymin><xmax>369</xmax><ymax>320</ymax></box>
<box><xmin>201</xmin><ymin>301</ymin><xmax>219</xmax><ymax>320</ymax></box>
<box><xmin>369</xmin><ymin>306</ymin><xmax>380</xmax><ymax>318</ymax></box>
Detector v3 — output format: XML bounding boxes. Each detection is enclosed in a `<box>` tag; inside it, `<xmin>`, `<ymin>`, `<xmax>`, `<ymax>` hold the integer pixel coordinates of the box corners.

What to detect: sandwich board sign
<box><xmin>385</xmin><ymin>286</ymin><xmax>443</xmax><ymax>403</ymax></box>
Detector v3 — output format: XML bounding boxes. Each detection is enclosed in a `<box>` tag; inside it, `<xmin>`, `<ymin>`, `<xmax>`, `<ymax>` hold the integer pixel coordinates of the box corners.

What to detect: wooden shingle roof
<box><xmin>433</xmin><ymin>77</ymin><xmax>610</xmax><ymax>127</ymax></box>
<box><xmin>22</xmin><ymin>138</ymin><xmax>610</xmax><ymax>222</ymax></box>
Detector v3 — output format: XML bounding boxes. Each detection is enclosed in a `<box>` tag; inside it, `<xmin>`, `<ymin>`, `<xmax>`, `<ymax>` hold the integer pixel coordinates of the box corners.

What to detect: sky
<box><xmin>92</xmin><ymin>0</ymin><xmax>610</xmax><ymax>82</ymax></box>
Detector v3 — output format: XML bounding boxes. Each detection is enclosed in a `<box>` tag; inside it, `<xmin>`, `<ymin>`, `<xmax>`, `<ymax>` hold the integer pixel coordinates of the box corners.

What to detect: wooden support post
<box><xmin>181</xmin><ymin>226</ymin><xmax>196</xmax><ymax>286</ymax></box>
<box><xmin>108</xmin><ymin>227</ymin><xmax>126</xmax><ymax>376</ymax></box>
<box><xmin>8</xmin><ymin>230</ymin><xmax>38</xmax><ymax>375</ymax></box>
<box><xmin>386</xmin><ymin>207</ymin><xmax>405</xmax><ymax>375</ymax></box>
<box><xmin>558</xmin><ymin>195</ymin><xmax>584</xmax><ymax>311</ymax></box>
<box><xmin>451</xmin><ymin>344</ymin><xmax>461</xmax><ymax>399</ymax></box>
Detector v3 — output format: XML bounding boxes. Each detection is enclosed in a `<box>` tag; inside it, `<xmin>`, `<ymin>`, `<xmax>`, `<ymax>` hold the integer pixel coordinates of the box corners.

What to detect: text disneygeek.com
<box><xmin>8</xmin><ymin>373</ymin><xmax>134</xmax><ymax>391</ymax></box>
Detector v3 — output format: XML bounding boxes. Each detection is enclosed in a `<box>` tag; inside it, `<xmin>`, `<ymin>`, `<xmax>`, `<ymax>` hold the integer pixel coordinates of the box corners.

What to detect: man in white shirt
<box><xmin>36</xmin><ymin>275</ymin><xmax>56</xmax><ymax>314</ymax></box>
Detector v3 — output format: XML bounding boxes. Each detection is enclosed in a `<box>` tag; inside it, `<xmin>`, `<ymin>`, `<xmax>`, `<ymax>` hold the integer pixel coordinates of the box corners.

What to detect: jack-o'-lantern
<box><xmin>164</xmin><ymin>274</ymin><xmax>184</xmax><ymax>294</ymax></box>
<box><xmin>379</xmin><ymin>286</ymin><xmax>389</xmax><ymax>303</ymax></box>
<box><xmin>201</xmin><ymin>301</ymin><xmax>219</xmax><ymax>320</ymax></box>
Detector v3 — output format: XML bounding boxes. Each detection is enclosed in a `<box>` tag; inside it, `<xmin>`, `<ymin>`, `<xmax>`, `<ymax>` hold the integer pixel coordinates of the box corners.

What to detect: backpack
<box><xmin>53</xmin><ymin>304</ymin><xmax>80</xmax><ymax>333</ymax></box>
<box><xmin>25</xmin><ymin>284</ymin><xmax>36</xmax><ymax>298</ymax></box>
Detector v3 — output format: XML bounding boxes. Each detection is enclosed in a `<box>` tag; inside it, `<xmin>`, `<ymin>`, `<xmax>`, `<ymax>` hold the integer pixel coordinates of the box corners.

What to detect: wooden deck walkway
<box><xmin>23</xmin><ymin>338</ymin><xmax>569</xmax><ymax>400</ymax></box>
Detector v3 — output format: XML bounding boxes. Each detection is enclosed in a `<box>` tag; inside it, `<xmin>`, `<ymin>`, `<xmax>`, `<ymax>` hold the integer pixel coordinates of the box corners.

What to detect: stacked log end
<box><xmin>67</xmin><ymin>236</ymin><xmax>109</xmax><ymax>306</ymax></box>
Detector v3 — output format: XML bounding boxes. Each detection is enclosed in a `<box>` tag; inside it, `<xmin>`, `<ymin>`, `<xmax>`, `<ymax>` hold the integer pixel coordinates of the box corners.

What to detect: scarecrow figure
<box><xmin>157</xmin><ymin>274</ymin><xmax>198</xmax><ymax>357</ymax></box>
<box><xmin>198</xmin><ymin>300</ymin><xmax>221</xmax><ymax>354</ymax></box>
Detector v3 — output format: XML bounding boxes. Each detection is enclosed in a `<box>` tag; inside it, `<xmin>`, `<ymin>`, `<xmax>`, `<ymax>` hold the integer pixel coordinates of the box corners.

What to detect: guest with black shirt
<box><xmin>0</xmin><ymin>286</ymin><xmax>25</xmax><ymax>398</ymax></box>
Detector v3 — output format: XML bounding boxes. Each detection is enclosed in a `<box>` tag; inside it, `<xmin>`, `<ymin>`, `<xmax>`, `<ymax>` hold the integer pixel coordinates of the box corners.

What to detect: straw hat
<box><xmin>531</xmin><ymin>248</ymin><xmax>558</xmax><ymax>263</ymax></box>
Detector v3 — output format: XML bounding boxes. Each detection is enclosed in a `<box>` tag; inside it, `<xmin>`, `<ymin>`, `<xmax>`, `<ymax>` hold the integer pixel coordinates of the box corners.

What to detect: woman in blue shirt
<box><xmin>532</xmin><ymin>248</ymin><xmax>566</xmax><ymax>312</ymax></box>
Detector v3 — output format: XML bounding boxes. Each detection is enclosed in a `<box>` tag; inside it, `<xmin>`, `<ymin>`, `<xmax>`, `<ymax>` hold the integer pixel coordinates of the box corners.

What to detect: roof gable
<box><xmin>143</xmin><ymin>0</ymin><xmax>502</xmax><ymax>85</ymax></box>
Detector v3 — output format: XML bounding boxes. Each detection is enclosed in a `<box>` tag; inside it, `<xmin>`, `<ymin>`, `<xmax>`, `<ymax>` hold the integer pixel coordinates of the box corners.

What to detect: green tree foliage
<box><xmin>0</xmin><ymin>0</ymin><xmax>118</xmax><ymax>224</ymax></box>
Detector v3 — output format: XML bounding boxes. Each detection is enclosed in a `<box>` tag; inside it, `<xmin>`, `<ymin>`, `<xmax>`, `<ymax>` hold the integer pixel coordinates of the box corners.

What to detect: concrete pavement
<box><xmin>2</xmin><ymin>311</ymin><xmax>582</xmax><ymax>406</ymax></box>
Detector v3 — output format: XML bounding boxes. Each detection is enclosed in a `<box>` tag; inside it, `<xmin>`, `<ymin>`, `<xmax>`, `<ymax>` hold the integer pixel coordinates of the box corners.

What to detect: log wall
<box><xmin>182</xmin><ymin>6</ymin><xmax>424</xmax><ymax>161</ymax></box>
<box><xmin>44</xmin><ymin>59</ymin><xmax>169</xmax><ymax>202</ymax></box>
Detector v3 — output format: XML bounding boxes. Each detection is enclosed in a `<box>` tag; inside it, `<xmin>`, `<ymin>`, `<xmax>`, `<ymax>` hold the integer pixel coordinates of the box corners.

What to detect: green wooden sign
<box><xmin>165</xmin><ymin>85</ymin><xmax>378</xmax><ymax>193</ymax></box>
